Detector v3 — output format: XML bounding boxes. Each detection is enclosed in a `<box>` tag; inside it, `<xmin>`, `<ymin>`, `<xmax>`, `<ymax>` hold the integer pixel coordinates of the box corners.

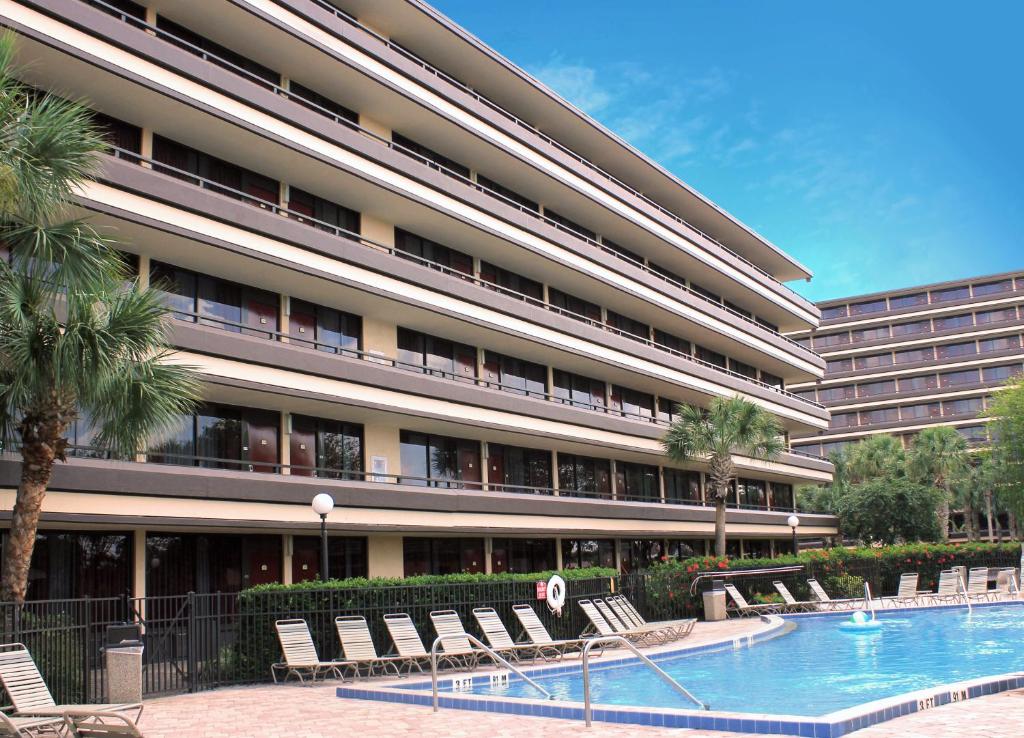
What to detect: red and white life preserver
<box><xmin>546</xmin><ymin>574</ymin><xmax>566</xmax><ymax>615</ymax></box>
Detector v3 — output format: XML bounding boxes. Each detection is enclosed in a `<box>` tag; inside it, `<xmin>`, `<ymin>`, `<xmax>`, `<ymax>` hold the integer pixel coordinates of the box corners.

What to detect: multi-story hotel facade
<box><xmin>0</xmin><ymin>0</ymin><xmax>834</xmax><ymax>601</ymax></box>
<box><xmin>789</xmin><ymin>271</ymin><xmax>1024</xmax><ymax>459</ymax></box>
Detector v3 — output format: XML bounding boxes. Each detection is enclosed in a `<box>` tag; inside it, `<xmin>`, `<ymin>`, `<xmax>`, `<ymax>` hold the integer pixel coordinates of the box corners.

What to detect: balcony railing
<box><xmin>103</xmin><ymin>146</ymin><xmax>824</xmax><ymax>410</ymax></box>
<box><xmin>43</xmin><ymin>446</ymin><xmax>801</xmax><ymax>511</ymax></box>
<box><xmin>80</xmin><ymin>0</ymin><xmax>813</xmax><ymax>336</ymax></box>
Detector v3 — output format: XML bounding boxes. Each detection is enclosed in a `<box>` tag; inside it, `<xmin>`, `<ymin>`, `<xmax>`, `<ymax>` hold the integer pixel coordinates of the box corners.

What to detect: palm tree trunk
<box><xmin>937</xmin><ymin>479</ymin><xmax>951</xmax><ymax>542</ymax></box>
<box><xmin>714</xmin><ymin>496</ymin><xmax>728</xmax><ymax>557</ymax></box>
<box><xmin>962</xmin><ymin>494</ymin><xmax>977</xmax><ymax>542</ymax></box>
<box><xmin>984</xmin><ymin>489</ymin><xmax>996</xmax><ymax>542</ymax></box>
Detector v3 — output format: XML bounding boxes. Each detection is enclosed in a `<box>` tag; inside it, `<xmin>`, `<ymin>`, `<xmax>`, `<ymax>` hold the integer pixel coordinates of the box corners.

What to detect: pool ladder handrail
<box><xmin>429</xmin><ymin>633</ymin><xmax>553</xmax><ymax>711</ymax></box>
<box><xmin>862</xmin><ymin>582</ymin><xmax>876</xmax><ymax>620</ymax></box>
<box><xmin>582</xmin><ymin>636</ymin><xmax>708</xmax><ymax>726</ymax></box>
<box><xmin>957</xmin><ymin>573</ymin><xmax>973</xmax><ymax>614</ymax></box>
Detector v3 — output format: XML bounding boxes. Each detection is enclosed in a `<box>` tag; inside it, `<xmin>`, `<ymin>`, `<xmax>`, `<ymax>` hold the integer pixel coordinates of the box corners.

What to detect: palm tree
<box><xmin>846</xmin><ymin>434</ymin><xmax>904</xmax><ymax>484</ymax></box>
<box><xmin>661</xmin><ymin>395</ymin><xmax>784</xmax><ymax>556</ymax></box>
<box><xmin>907</xmin><ymin>426</ymin><xmax>969</xmax><ymax>542</ymax></box>
<box><xmin>0</xmin><ymin>36</ymin><xmax>200</xmax><ymax>603</ymax></box>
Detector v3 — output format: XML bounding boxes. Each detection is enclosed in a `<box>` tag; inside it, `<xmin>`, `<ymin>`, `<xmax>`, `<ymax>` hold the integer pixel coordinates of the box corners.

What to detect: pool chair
<box><xmin>271</xmin><ymin>619</ymin><xmax>354</xmax><ymax>684</ymax></box>
<box><xmin>965</xmin><ymin>568</ymin><xmax>996</xmax><ymax>603</ymax></box>
<box><xmin>880</xmin><ymin>573</ymin><xmax>923</xmax><ymax>609</ymax></box>
<box><xmin>0</xmin><ymin>711</ymin><xmax>64</xmax><ymax>738</ymax></box>
<box><xmin>511</xmin><ymin>604</ymin><xmax>590</xmax><ymax>657</ymax></box>
<box><xmin>472</xmin><ymin>608</ymin><xmax>561</xmax><ymax>662</ymax></box>
<box><xmin>428</xmin><ymin>610</ymin><xmax>483</xmax><ymax>670</ymax></box>
<box><xmin>722</xmin><ymin>583</ymin><xmax>784</xmax><ymax>617</ymax></box>
<box><xmin>335</xmin><ymin>616</ymin><xmax>420</xmax><ymax>676</ymax></box>
<box><xmin>929</xmin><ymin>570</ymin><xmax>965</xmax><ymax>605</ymax></box>
<box><xmin>609</xmin><ymin>595</ymin><xmax>696</xmax><ymax>639</ymax></box>
<box><xmin>0</xmin><ymin>643</ymin><xmax>143</xmax><ymax>737</ymax></box>
<box><xmin>382</xmin><ymin>613</ymin><xmax>450</xmax><ymax>671</ymax></box>
<box><xmin>579</xmin><ymin>600</ymin><xmax>667</xmax><ymax>646</ymax></box>
<box><xmin>772</xmin><ymin>582</ymin><xmax>818</xmax><ymax>613</ymax></box>
<box><xmin>806</xmin><ymin>579</ymin><xmax>862</xmax><ymax>612</ymax></box>
<box><xmin>594</xmin><ymin>598</ymin><xmax>676</xmax><ymax>644</ymax></box>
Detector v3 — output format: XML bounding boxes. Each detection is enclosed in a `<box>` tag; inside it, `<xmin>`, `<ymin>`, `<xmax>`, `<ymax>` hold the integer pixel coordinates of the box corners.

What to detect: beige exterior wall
<box><xmin>363</xmin><ymin>423</ymin><xmax>401</xmax><ymax>480</ymax></box>
<box><xmin>367</xmin><ymin>534</ymin><xmax>404</xmax><ymax>577</ymax></box>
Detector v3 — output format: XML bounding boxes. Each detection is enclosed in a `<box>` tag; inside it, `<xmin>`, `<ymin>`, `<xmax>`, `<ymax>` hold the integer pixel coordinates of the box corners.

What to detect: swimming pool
<box><xmin>463</xmin><ymin>604</ymin><xmax>1024</xmax><ymax>715</ymax></box>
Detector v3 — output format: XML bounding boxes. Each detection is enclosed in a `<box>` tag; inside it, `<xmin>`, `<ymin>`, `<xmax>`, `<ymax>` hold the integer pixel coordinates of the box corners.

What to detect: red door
<box><xmin>244</xmin><ymin>410</ymin><xmax>279</xmax><ymax>473</ymax></box>
<box><xmin>290</xmin><ymin>418</ymin><xmax>316</xmax><ymax>477</ymax></box>
<box><xmin>244</xmin><ymin>535</ymin><xmax>281</xmax><ymax>587</ymax></box>
<box><xmin>458</xmin><ymin>443</ymin><xmax>481</xmax><ymax>490</ymax></box>
<box><xmin>455</xmin><ymin>346</ymin><xmax>477</xmax><ymax>382</ymax></box>
<box><xmin>244</xmin><ymin>291</ymin><xmax>278</xmax><ymax>339</ymax></box>
<box><xmin>289</xmin><ymin>304</ymin><xmax>317</xmax><ymax>349</ymax></box>
<box><xmin>488</xmin><ymin>446</ymin><xmax>505</xmax><ymax>490</ymax></box>
<box><xmin>291</xmin><ymin>537</ymin><xmax>320</xmax><ymax>583</ymax></box>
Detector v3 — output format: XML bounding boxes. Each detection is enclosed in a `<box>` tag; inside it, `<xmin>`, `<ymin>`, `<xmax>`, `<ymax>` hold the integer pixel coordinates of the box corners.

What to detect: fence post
<box><xmin>83</xmin><ymin>596</ymin><xmax>92</xmax><ymax>704</ymax></box>
<box><xmin>186</xmin><ymin>592</ymin><xmax>198</xmax><ymax>693</ymax></box>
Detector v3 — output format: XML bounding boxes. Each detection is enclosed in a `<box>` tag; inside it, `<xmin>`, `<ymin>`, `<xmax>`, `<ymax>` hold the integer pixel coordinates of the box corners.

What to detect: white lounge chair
<box><xmin>0</xmin><ymin>643</ymin><xmax>142</xmax><ymax>737</ymax></box>
<box><xmin>335</xmin><ymin>616</ymin><xmax>418</xmax><ymax>676</ymax></box>
<box><xmin>772</xmin><ymin>581</ymin><xmax>817</xmax><ymax>612</ymax></box>
<box><xmin>881</xmin><ymin>573</ymin><xmax>923</xmax><ymax>608</ymax></box>
<box><xmin>472</xmin><ymin>608</ymin><xmax>560</xmax><ymax>662</ymax></box>
<box><xmin>722</xmin><ymin>583</ymin><xmax>784</xmax><ymax>616</ymax></box>
<box><xmin>806</xmin><ymin>579</ymin><xmax>862</xmax><ymax>611</ymax></box>
<box><xmin>594</xmin><ymin>599</ymin><xmax>674</xmax><ymax>644</ymax></box>
<box><xmin>511</xmin><ymin>604</ymin><xmax>589</xmax><ymax>657</ymax></box>
<box><xmin>930</xmin><ymin>570</ymin><xmax>964</xmax><ymax>605</ymax></box>
<box><xmin>381</xmin><ymin>613</ymin><xmax>441</xmax><ymax>671</ymax></box>
<box><xmin>272</xmin><ymin>619</ymin><xmax>353</xmax><ymax>684</ymax></box>
<box><xmin>428</xmin><ymin>610</ymin><xmax>482</xmax><ymax>670</ymax></box>
<box><xmin>579</xmin><ymin>600</ymin><xmax>665</xmax><ymax>646</ymax></box>
<box><xmin>0</xmin><ymin>711</ymin><xmax>63</xmax><ymax>737</ymax></box>
<box><xmin>965</xmin><ymin>568</ymin><xmax>995</xmax><ymax>603</ymax></box>
<box><xmin>609</xmin><ymin>595</ymin><xmax>696</xmax><ymax>638</ymax></box>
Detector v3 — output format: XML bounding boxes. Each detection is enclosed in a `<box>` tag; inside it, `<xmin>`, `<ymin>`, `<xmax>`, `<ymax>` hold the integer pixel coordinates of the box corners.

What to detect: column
<box><xmin>281</xmin><ymin>534</ymin><xmax>293</xmax><ymax>585</ymax></box>
<box><xmin>484</xmin><ymin>538</ymin><xmax>493</xmax><ymax>574</ymax></box>
<box><xmin>555</xmin><ymin>537</ymin><xmax>564</xmax><ymax>570</ymax></box>
<box><xmin>658</xmin><ymin>466</ymin><xmax>666</xmax><ymax>502</ymax></box>
<box><xmin>279</xmin><ymin>412</ymin><xmax>291</xmax><ymax>475</ymax></box>
<box><xmin>133</xmin><ymin>529</ymin><xmax>146</xmax><ymax>626</ymax></box>
<box><xmin>279</xmin><ymin>294</ymin><xmax>290</xmax><ymax>344</ymax></box>
<box><xmin>550</xmin><ymin>450</ymin><xmax>559</xmax><ymax>496</ymax></box>
<box><xmin>609</xmin><ymin>459</ymin><xmax>618</xmax><ymax>500</ymax></box>
<box><xmin>480</xmin><ymin>441</ymin><xmax>490</xmax><ymax>492</ymax></box>
<box><xmin>366</xmin><ymin>535</ymin><xmax>404</xmax><ymax>577</ymax></box>
<box><xmin>139</xmin><ymin>128</ymin><xmax>153</xmax><ymax>168</ymax></box>
<box><xmin>137</xmin><ymin>254</ymin><xmax>150</xmax><ymax>289</ymax></box>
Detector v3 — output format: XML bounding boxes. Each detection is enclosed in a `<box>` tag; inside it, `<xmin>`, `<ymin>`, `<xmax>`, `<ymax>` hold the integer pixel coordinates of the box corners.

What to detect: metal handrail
<box><xmin>957</xmin><ymin>573</ymin><xmax>973</xmax><ymax>614</ymax></box>
<box><xmin>687</xmin><ymin>565</ymin><xmax>804</xmax><ymax>596</ymax></box>
<box><xmin>429</xmin><ymin>633</ymin><xmax>552</xmax><ymax>710</ymax></box>
<box><xmin>582</xmin><ymin>636</ymin><xmax>707</xmax><ymax>725</ymax></box>
<box><xmin>863</xmin><ymin>581</ymin><xmax>875</xmax><ymax>619</ymax></box>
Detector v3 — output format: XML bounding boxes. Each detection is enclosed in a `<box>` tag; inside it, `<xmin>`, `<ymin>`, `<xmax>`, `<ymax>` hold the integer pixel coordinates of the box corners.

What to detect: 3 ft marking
<box><xmin>917</xmin><ymin>696</ymin><xmax>936</xmax><ymax>711</ymax></box>
<box><xmin>451</xmin><ymin>677</ymin><xmax>473</xmax><ymax>692</ymax></box>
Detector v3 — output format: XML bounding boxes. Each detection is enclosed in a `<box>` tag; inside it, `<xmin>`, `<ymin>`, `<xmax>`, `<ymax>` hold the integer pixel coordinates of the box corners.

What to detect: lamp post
<box><xmin>787</xmin><ymin>514</ymin><xmax>800</xmax><ymax>555</ymax></box>
<box><xmin>312</xmin><ymin>493</ymin><xmax>335</xmax><ymax>581</ymax></box>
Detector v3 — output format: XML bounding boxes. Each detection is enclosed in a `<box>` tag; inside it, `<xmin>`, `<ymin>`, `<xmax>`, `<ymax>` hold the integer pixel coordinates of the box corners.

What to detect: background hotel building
<box><xmin>789</xmin><ymin>271</ymin><xmax>1024</xmax><ymax>459</ymax></box>
<box><xmin>0</xmin><ymin>0</ymin><xmax>834</xmax><ymax>600</ymax></box>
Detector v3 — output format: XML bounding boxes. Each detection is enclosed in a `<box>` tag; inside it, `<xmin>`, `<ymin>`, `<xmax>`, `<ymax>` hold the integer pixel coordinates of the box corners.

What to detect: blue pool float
<box><xmin>838</xmin><ymin>610</ymin><xmax>883</xmax><ymax>632</ymax></box>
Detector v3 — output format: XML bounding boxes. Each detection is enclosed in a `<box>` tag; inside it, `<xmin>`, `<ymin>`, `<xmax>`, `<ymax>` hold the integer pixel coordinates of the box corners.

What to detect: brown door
<box><xmin>289</xmin><ymin>302</ymin><xmax>317</xmax><ymax>349</ymax></box>
<box><xmin>488</xmin><ymin>445</ymin><xmax>505</xmax><ymax>490</ymax></box>
<box><xmin>244</xmin><ymin>535</ymin><xmax>281</xmax><ymax>587</ymax></box>
<box><xmin>458</xmin><ymin>443</ymin><xmax>481</xmax><ymax>490</ymax></box>
<box><xmin>243</xmin><ymin>410</ymin><xmax>279</xmax><ymax>473</ymax></box>
<box><xmin>291</xmin><ymin>537</ymin><xmax>320</xmax><ymax>583</ymax></box>
<box><xmin>244</xmin><ymin>290</ymin><xmax>278</xmax><ymax>339</ymax></box>
<box><xmin>455</xmin><ymin>345</ymin><xmax>477</xmax><ymax>382</ymax></box>
<box><xmin>290</xmin><ymin>418</ymin><xmax>316</xmax><ymax>477</ymax></box>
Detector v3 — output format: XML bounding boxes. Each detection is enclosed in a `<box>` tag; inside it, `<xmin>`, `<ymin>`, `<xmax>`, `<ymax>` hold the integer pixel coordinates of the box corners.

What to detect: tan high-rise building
<box><xmin>0</xmin><ymin>0</ymin><xmax>833</xmax><ymax>600</ymax></box>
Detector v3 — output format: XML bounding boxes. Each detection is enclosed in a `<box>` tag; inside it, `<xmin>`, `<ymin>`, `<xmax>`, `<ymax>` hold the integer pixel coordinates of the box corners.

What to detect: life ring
<box><xmin>546</xmin><ymin>574</ymin><xmax>566</xmax><ymax>615</ymax></box>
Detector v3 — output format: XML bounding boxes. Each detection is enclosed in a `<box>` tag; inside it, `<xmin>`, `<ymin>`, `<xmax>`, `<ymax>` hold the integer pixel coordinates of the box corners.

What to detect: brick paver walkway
<box><xmin>846</xmin><ymin>688</ymin><xmax>1024</xmax><ymax>737</ymax></box>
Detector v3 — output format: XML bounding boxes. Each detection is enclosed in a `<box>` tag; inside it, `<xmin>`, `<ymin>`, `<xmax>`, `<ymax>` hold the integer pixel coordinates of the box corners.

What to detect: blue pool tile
<box><xmin>798</xmin><ymin>721</ymin><xmax>816</xmax><ymax>737</ymax></box>
<box><xmin>814</xmin><ymin>723</ymin><xmax>830</xmax><ymax>738</ymax></box>
<box><xmin>781</xmin><ymin>721</ymin><xmax>800</xmax><ymax>735</ymax></box>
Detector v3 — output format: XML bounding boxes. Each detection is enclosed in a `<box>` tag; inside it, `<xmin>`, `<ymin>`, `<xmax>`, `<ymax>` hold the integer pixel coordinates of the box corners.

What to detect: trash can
<box><xmin>104</xmin><ymin>624</ymin><xmax>144</xmax><ymax>705</ymax></box>
<box><xmin>702</xmin><ymin>579</ymin><xmax>727</xmax><ymax>621</ymax></box>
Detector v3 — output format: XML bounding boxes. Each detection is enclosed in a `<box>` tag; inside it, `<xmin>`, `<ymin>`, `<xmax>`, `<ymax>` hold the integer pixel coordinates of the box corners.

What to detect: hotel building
<box><xmin>0</xmin><ymin>0</ymin><xmax>834</xmax><ymax>600</ymax></box>
<box><xmin>789</xmin><ymin>271</ymin><xmax>1024</xmax><ymax>458</ymax></box>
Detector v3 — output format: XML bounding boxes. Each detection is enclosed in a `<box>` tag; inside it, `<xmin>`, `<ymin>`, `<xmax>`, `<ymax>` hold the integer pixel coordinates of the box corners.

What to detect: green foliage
<box><xmin>986</xmin><ymin>374</ymin><xmax>1024</xmax><ymax>521</ymax></box>
<box><xmin>846</xmin><ymin>434</ymin><xmax>905</xmax><ymax>484</ymax></box>
<box><xmin>823</xmin><ymin>573</ymin><xmax>864</xmax><ymax>599</ymax></box>
<box><xmin>833</xmin><ymin>478</ymin><xmax>943</xmax><ymax>544</ymax></box>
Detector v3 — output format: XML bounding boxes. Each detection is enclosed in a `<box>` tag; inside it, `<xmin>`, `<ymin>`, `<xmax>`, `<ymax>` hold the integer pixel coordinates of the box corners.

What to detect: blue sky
<box><xmin>431</xmin><ymin>1</ymin><xmax>1023</xmax><ymax>301</ymax></box>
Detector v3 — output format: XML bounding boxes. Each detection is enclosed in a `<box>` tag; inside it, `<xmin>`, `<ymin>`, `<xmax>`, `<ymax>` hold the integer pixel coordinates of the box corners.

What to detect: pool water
<box><xmin>463</xmin><ymin>605</ymin><xmax>1024</xmax><ymax>716</ymax></box>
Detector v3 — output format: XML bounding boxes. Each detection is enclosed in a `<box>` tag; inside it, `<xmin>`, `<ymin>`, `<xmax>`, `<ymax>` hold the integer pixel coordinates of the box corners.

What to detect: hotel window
<box><xmin>399</xmin><ymin>431</ymin><xmax>481</xmax><ymax>489</ymax></box>
<box><xmin>602</xmin><ymin>238</ymin><xmax>645</xmax><ymax>264</ymax></box>
<box><xmin>795</xmin><ymin>337</ymin><xmax>812</xmax><ymax>349</ymax></box>
<box><xmin>606</xmin><ymin>311</ymin><xmax>650</xmax><ymax>341</ymax></box>
<box><xmin>476</xmin><ymin>174</ymin><xmax>540</xmax><ymax>211</ymax></box>
<box><xmin>976</xmin><ymin>307</ymin><xmax>1018</xmax><ymax>324</ymax></box>
<box><xmin>931</xmin><ymin>285</ymin><xmax>970</xmax><ymax>303</ymax></box>
<box><xmin>892</xmin><ymin>320</ymin><xmax>931</xmax><ymax>337</ymax></box>
<box><xmin>819</xmin><ymin>385</ymin><xmax>855</xmax><ymax>402</ymax></box>
<box><xmin>889</xmin><ymin>292</ymin><xmax>928</xmax><ymax>309</ymax></box>
<box><xmin>695</xmin><ymin>345</ymin><xmax>727</xmax><ymax>369</ymax></box>
<box><xmin>936</xmin><ymin>341</ymin><xmax>977</xmax><ymax>359</ymax></box>
<box><xmin>934</xmin><ymin>313</ymin><xmax>974</xmax><ymax>331</ymax></box>
<box><xmin>729</xmin><ymin>359</ymin><xmax>758</xmax><ymax>380</ymax></box>
<box><xmin>770</xmin><ymin>483</ymin><xmax>795</xmax><ymax>511</ymax></box>
<box><xmin>289</xmin><ymin>299</ymin><xmax>361</xmax><ymax>355</ymax></box>
<box><xmin>649</xmin><ymin>262</ymin><xmax>686</xmax><ymax>287</ymax></box>
<box><xmin>148</xmin><ymin>403</ymin><xmax>279</xmax><ymax>472</ymax></box>
<box><xmin>291</xmin><ymin>536</ymin><xmax>367</xmax><ymax>582</ymax></box>
<box><xmin>552</xmin><ymin>369</ymin><xmax>606</xmax><ymax>410</ymax></box>
<box><xmin>756</xmin><ymin>317</ymin><xmax>781</xmax><ymax>333</ymax></box>
<box><xmin>548</xmin><ymin>287</ymin><xmax>601</xmax><ymax>322</ymax></box>
<box><xmin>724</xmin><ymin>300</ymin><xmax>753</xmax><ymax>319</ymax></box>
<box><xmin>657</xmin><ymin>397</ymin><xmax>682</xmax><ymax>423</ymax></box>
<box><xmin>610</xmin><ymin>385</ymin><xmax>655</xmax><ymax>420</ymax></box>
<box><xmin>15</xmin><ymin>530</ymin><xmax>132</xmax><ymax>601</ymax></box>
<box><xmin>737</xmin><ymin>478</ymin><xmax>767</xmax><ymax>508</ymax></box>
<box><xmin>821</xmin><ymin>441</ymin><xmax>851</xmax><ymax>457</ymax></box>
<box><xmin>972</xmin><ymin>279</ymin><xmax>1014</xmax><ymax>296</ymax></box>
<box><xmin>979</xmin><ymin>335</ymin><xmax>1021</xmax><ymax>352</ymax></box>
<box><xmin>397</xmin><ymin>328</ymin><xmax>476</xmax><ymax>381</ymax></box>
<box><xmin>93</xmin><ymin>113</ymin><xmax>141</xmax><ymax>154</ymax></box>
<box><xmin>620</xmin><ymin>540</ymin><xmax>668</xmax><ymax>572</ymax></box>
<box><xmin>288</xmin><ymin>80</ymin><xmax>358</xmax><ymax>124</ymax></box>
<box><xmin>861</xmin><ymin>407</ymin><xmax>900</xmax><ymax>425</ymax></box>
<box><xmin>813</xmin><ymin>332</ymin><xmax>850</xmax><ymax>348</ymax></box>
<box><xmin>480</xmin><ymin>261</ymin><xmax>543</xmax><ymax>301</ymax></box>
<box><xmin>829</xmin><ymin>412</ymin><xmax>858</xmax><ymax>429</ymax></box>
<box><xmin>391</xmin><ymin>132</ymin><xmax>469</xmax><ymax>178</ymax></box>
<box><xmin>899</xmin><ymin>374</ymin><xmax>938</xmax><ymax>392</ymax></box>
<box><xmin>826</xmin><ymin>358</ymin><xmax>854</xmax><ymax>373</ymax></box>
<box><xmin>486</xmin><ymin>444</ymin><xmax>552</xmax><ymax>493</ymax></box>
<box><xmin>289</xmin><ymin>415</ymin><xmax>363</xmax><ymax>478</ymax></box>
<box><xmin>287</xmin><ymin>187</ymin><xmax>360</xmax><ymax>234</ymax></box>
<box><xmin>939</xmin><ymin>369</ymin><xmax>979</xmax><ymax>387</ymax></box>
<box><xmin>761</xmin><ymin>371</ymin><xmax>784</xmax><ymax>389</ymax></box>
<box><xmin>983</xmin><ymin>364</ymin><xmax>1024</xmax><ymax>382</ymax></box>
<box><xmin>482</xmin><ymin>351</ymin><xmax>547</xmax><ymax>397</ymax></box>
<box><xmin>943</xmin><ymin>398</ymin><xmax>984</xmax><ymax>417</ymax></box>
<box><xmin>857</xmin><ymin>380</ymin><xmax>896</xmax><ymax>398</ymax></box>
<box><xmin>894</xmin><ymin>347</ymin><xmax>935</xmax><ymax>364</ymax></box>
<box><xmin>821</xmin><ymin>305</ymin><xmax>848</xmax><ymax>320</ymax></box>
<box><xmin>95</xmin><ymin>0</ymin><xmax>145</xmax><ymax>20</ymax></box>
<box><xmin>491</xmin><ymin>539</ymin><xmax>556</xmax><ymax>574</ymax></box>
<box><xmin>615</xmin><ymin>462</ymin><xmax>660</xmax><ymax>501</ymax></box>
<box><xmin>403</xmin><ymin>538</ymin><xmax>484</xmax><ymax>576</ymax></box>
<box><xmin>146</xmin><ymin>533</ymin><xmax>282</xmax><ymax>596</ymax></box>
<box><xmin>557</xmin><ymin>454</ymin><xmax>612</xmax><ymax>499</ymax></box>
<box><xmin>901</xmin><ymin>402</ymin><xmax>941</xmax><ymax>420</ymax></box>
<box><xmin>851</xmin><ymin>326</ymin><xmax>890</xmax><ymax>343</ymax></box>
<box><xmin>155</xmin><ymin>17</ymin><xmax>280</xmax><ymax>86</ymax></box>
<box><xmin>793</xmin><ymin>389</ymin><xmax>817</xmax><ymax>402</ymax></box>
<box><xmin>849</xmin><ymin>298</ymin><xmax>887</xmax><ymax>316</ymax></box>
<box><xmin>956</xmin><ymin>425</ymin><xmax>988</xmax><ymax>443</ymax></box>
<box><xmin>150</xmin><ymin>261</ymin><xmax>278</xmax><ymax>337</ymax></box>
<box><xmin>690</xmin><ymin>282</ymin><xmax>723</xmax><ymax>304</ymax></box>
<box><xmin>856</xmin><ymin>353</ymin><xmax>894</xmax><ymax>370</ymax></box>
<box><xmin>653</xmin><ymin>329</ymin><xmax>691</xmax><ymax>356</ymax></box>
<box><xmin>561</xmin><ymin>539</ymin><xmax>615</xmax><ymax>570</ymax></box>
<box><xmin>152</xmin><ymin>135</ymin><xmax>279</xmax><ymax>204</ymax></box>
<box><xmin>663</xmin><ymin>469</ymin><xmax>701</xmax><ymax>504</ymax></box>
<box><xmin>394</xmin><ymin>229</ymin><xmax>472</xmax><ymax>275</ymax></box>
<box><xmin>544</xmin><ymin>209</ymin><xmax>596</xmax><ymax>241</ymax></box>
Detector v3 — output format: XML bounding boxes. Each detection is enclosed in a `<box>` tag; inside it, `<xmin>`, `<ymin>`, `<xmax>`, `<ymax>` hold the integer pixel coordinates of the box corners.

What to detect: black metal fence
<box><xmin>0</xmin><ymin>574</ymin><xmax>638</xmax><ymax>703</ymax></box>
